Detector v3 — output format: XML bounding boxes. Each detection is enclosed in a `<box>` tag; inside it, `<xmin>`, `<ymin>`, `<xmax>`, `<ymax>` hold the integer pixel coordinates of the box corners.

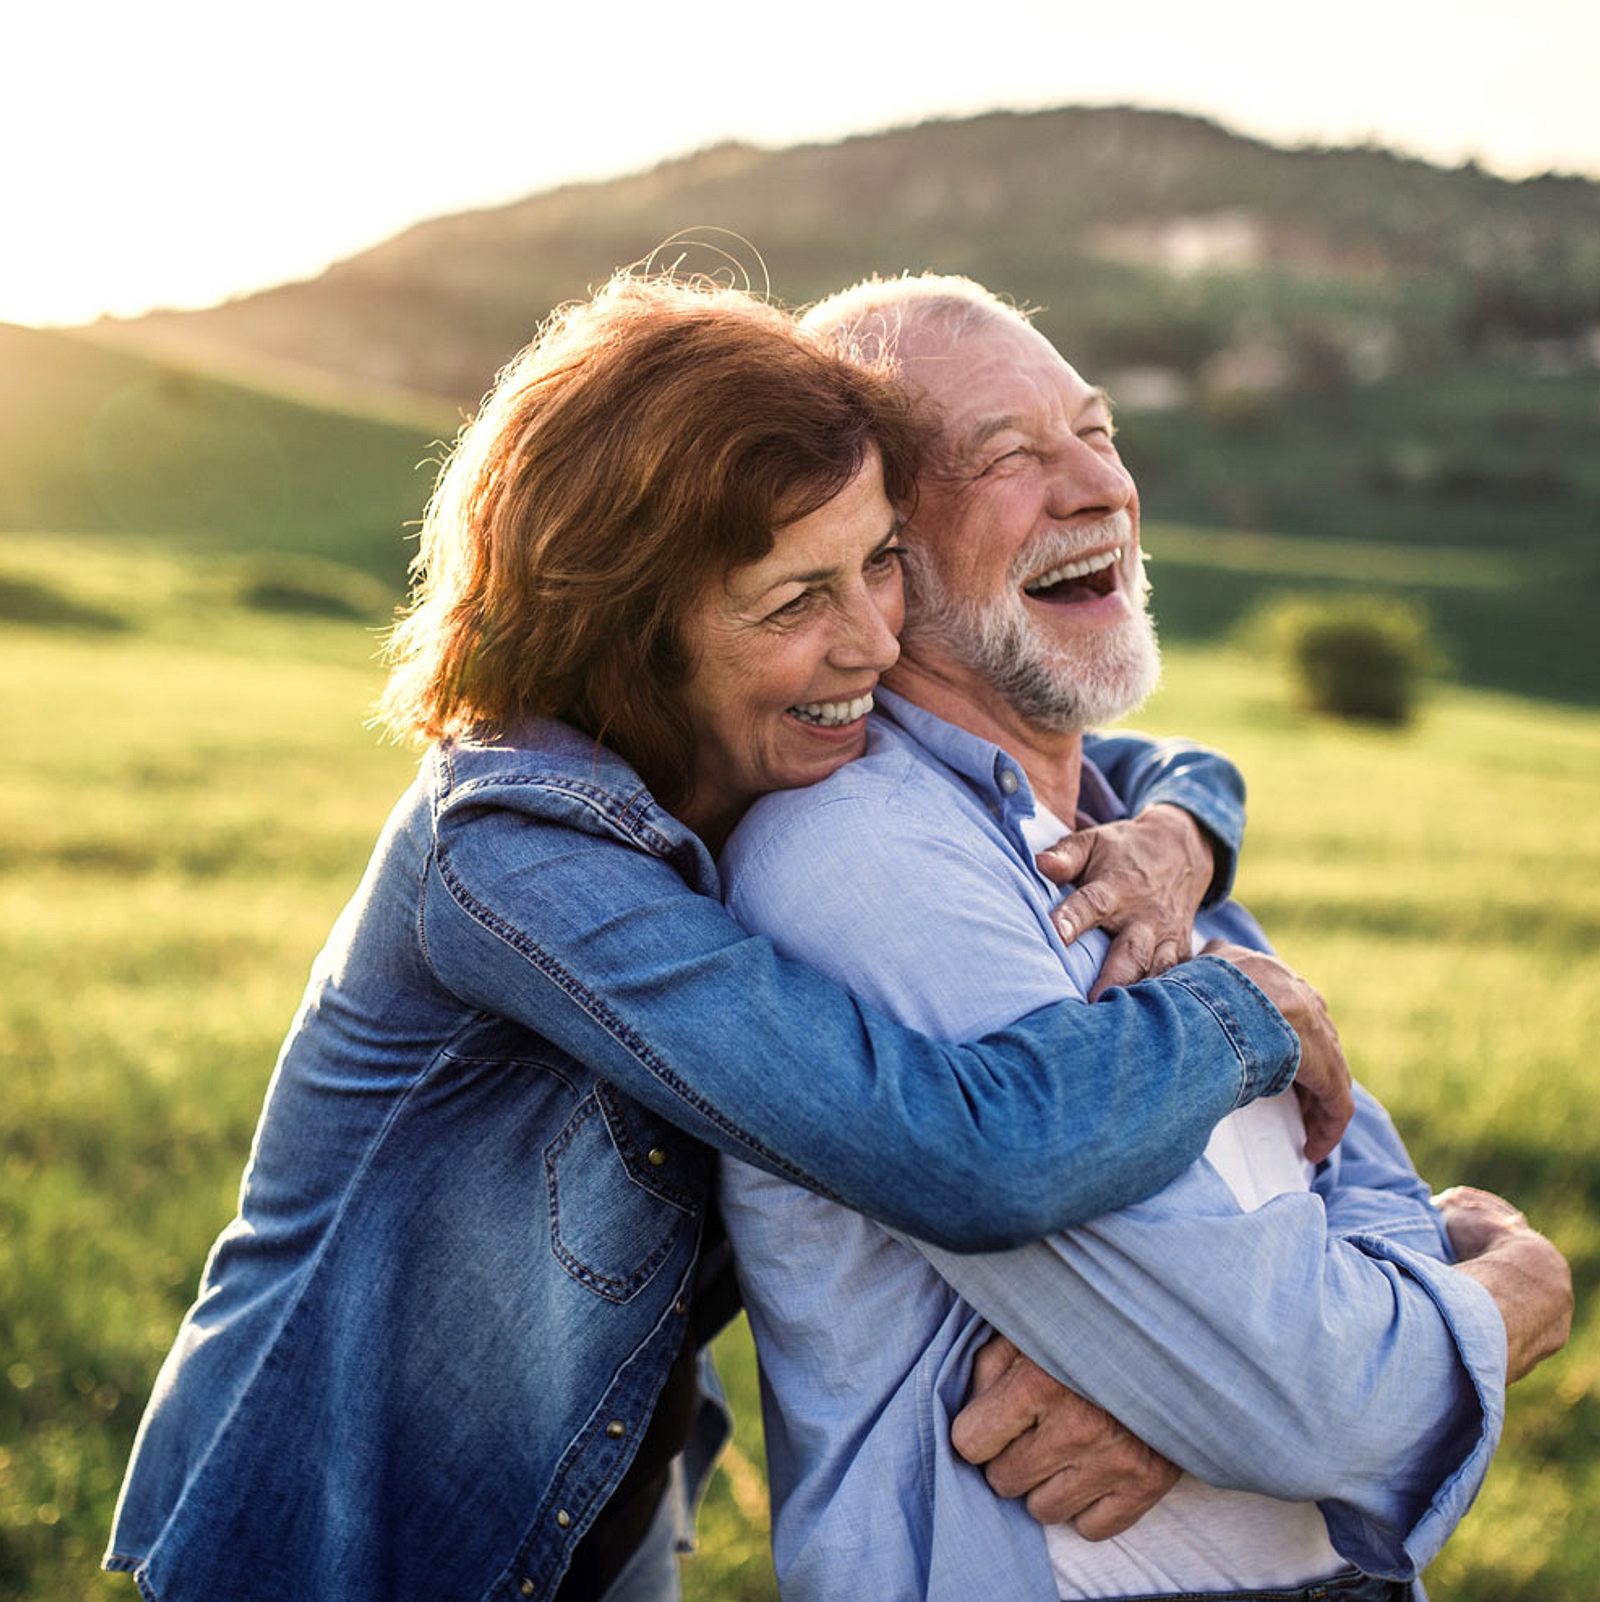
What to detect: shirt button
<box><xmin>647</xmin><ymin>1147</ymin><xmax>667</xmax><ymax>1166</ymax></box>
<box><xmin>605</xmin><ymin>1419</ymin><xmax>627</xmax><ymax>1438</ymax></box>
<box><xmin>999</xmin><ymin>769</ymin><xmax>1019</xmax><ymax>794</ymax></box>
<box><xmin>555</xmin><ymin>1509</ymin><xmax>571</xmax><ymax>1529</ymax></box>
<box><xmin>519</xmin><ymin>1581</ymin><xmax>535</xmax><ymax>1597</ymax></box>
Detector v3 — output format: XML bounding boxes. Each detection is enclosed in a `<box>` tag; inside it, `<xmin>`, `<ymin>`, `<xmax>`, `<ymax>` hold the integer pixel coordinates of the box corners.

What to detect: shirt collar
<box><xmin>873</xmin><ymin>686</ymin><xmax>1128</xmax><ymax>828</ymax></box>
<box><xmin>872</xmin><ymin>686</ymin><xmax>1034</xmax><ymax>817</ymax></box>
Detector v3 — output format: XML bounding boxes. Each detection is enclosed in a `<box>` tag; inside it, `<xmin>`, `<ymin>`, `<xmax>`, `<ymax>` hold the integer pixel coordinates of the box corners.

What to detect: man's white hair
<box><xmin>800</xmin><ymin>273</ymin><xmax>1034</xmax><ymax>375</ymax></box>
<box><xmin>805</xmin><ymin>273</ymin><xmax>1160</xmax><ymax>735</ymax></box>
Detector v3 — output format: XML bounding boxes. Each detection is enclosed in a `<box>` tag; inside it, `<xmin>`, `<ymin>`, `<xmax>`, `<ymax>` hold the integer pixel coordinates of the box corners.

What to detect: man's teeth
<box><xmin>789</xmin><ymin>693</ymin><xmax>874</xmax><ymax>727</ymax></box>
<box><xmin>1023</xmin><ymin>547</ymin><xmax>1122</xmax><ymax>594</ymax></box>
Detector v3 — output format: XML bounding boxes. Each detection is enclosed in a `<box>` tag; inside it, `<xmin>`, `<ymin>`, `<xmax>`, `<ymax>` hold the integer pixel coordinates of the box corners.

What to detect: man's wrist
<box><xmin>1454</xmin><ymin>1230</ymin><xmax>1572</xmax><ymax>1382</ymax></box>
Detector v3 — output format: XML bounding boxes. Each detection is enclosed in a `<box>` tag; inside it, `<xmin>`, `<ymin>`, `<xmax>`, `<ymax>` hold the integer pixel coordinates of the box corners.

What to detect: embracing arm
<box><xmin>918</xmin><ymin>1179</ymin><xmax>1505</xmax><ymax>1578</ymax></box>
<box><xmin>931</xmin><ymin>1126</ymin><xmax>1569</xmax><ymax>1569</ymax></box>
<box><xmin>952</xmin><ymin>1080</ymin><xmax>1488</xmax><ymax>1539</ymax></box>
<box><xmin>1083</xmin><ymin>731</ymin><xmax>1245</xmax><ymax>902</ymax></box>
<box><xmin>718</xmin><ymin>785</ymin><xmax>1500</xmax><ymax>1577</ymax></box>
<box><xmin>419</xmin><ymin>768</ymin><xmax>1298</xmax><ymax>1251</ymax></box>
<box><xmin>1050</xmin><ymin>733</ymin><xmax>1245</xmax><ymax>993</ymax></box>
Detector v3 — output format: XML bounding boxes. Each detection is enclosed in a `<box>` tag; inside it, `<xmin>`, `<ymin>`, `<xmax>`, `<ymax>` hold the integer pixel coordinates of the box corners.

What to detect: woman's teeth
<box><xmin>1023</xmin><ymin>547</ymin><xmax>1122</xmax><ymax>594</ymax></box>
<box><xmin>789</xmin><ymin>692</ymin><xmax>874</xmax><ymax>727</ymax></box>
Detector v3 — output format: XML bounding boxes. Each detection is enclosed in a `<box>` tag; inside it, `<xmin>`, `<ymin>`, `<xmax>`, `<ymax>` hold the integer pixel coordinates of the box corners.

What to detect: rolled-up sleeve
<box><xmin>913</xmin><ymin>1171</ymin><xmax>1506</xmax><ymax>1578</ymax></box>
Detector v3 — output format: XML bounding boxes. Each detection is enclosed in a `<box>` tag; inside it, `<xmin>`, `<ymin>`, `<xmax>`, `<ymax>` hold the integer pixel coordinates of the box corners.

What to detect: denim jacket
<box><xmin>106</xmin><ymin>718</ymin><xmax>1295</xmax><ymax>1602</ymax></box>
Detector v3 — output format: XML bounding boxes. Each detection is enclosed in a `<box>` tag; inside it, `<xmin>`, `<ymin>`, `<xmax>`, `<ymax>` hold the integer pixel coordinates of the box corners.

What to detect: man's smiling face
<box><xmin>895</xmin><ymin>314</ymin><xmax>1160</xmax><ymax>732</ymax></box>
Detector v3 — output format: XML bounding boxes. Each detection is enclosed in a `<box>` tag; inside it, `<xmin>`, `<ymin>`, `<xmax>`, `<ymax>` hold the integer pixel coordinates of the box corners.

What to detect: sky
<box><xmin>7</xmin><ymin>0</ymin><xmax>1598</xmax><ymax>327</ymax></box>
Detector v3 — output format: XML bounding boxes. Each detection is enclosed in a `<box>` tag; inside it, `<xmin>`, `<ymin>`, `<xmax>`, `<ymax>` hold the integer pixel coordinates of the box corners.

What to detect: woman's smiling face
<box><xmin>676</xmin><ymin>448</ymin><xmax>905</xmax><ymax>843</ymax></box>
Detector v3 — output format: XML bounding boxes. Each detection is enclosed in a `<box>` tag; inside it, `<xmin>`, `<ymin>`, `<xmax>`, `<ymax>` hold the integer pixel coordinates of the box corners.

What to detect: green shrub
<box><xmin>1253</xmin><ymin>593</ymin><xmax>1446</xmax><ymax>725</ymax></box>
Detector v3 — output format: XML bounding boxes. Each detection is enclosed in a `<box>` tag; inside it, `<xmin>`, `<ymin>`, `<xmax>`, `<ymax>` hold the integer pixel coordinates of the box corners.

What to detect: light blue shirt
<box><xmin>718</xmin><ymin>690</ymin><xmax>1506</xmax><ymax>1601</ymax></box>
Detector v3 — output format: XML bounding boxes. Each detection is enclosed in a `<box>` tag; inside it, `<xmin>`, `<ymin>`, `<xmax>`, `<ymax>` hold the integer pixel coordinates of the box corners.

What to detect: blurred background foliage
<box><xmin>1247</xmin><ymin>592</ymin><xmax>1448</xmax><ymax>725</ymax></box>
<box><xmin>3</xmin><ymin>104</ymin><xmax>1596</xmax><ymax>1598</ymax></box>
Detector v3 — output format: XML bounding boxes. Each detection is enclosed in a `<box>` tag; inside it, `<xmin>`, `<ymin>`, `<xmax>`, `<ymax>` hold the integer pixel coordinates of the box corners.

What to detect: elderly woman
<box><xmin>105</xmin><ymin>276</ymin><xmax>1335</xmax><ymax>1602</ymax></box>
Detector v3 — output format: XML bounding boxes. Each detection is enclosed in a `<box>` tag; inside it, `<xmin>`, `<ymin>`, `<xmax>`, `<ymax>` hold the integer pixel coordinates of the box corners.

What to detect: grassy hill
<box><xmin>69</xmin><ymin>105</ymin><xmax>1598</xmax><ymax>705</ymax></box>
<box><xmin>2</xmin><ymin>542</ymin><xmax>1595</xmax><ymax>1600</ymax></box>
<box><xmin>0</xmin><ymin>322</ymin><xmax>445</xmax><ymax>590</ymax></box>
<box><xmin>10</xmin><ymin>313</ymin><xmax>1593</xmax><ymax>706</ymax></box>
<box><xmin>95</xmin><ymin>107</ymin><xmax>1600</xmax><ymax>406</ymax></box>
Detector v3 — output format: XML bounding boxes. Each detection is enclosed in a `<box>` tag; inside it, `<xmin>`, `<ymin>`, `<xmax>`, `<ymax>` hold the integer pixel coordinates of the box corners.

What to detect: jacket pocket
<box><xmin>544</xmin><ymin>1087</ymin><xmax>702</xmax><ymax>1302</ymax></box>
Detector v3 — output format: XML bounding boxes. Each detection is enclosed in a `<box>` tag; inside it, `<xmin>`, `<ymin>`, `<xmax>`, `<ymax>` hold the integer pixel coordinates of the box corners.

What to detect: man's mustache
<box><xmin>1008</xmin><ymin>510</ymin><xmax>1136</xmax><ymax>585</ymax></box>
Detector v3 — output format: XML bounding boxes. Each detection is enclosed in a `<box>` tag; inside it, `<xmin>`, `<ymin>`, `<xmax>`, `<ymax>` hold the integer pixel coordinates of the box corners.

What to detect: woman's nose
<box><xmin>831</xmin><ymin>587</ymin><xmax>901</xmax><ymax>674</ymax></box>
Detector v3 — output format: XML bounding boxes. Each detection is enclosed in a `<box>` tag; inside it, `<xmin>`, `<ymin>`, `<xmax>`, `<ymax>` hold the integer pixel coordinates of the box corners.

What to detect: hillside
<box><xmin>0</xmin><ymin>322</ymin><xmax>442</xmax><ymax>586</ymax></box>
<box><xmin>94</xmin><ymin>106</ymin><xmax>1600</xmax><ymax>405</ymax></box>
<box><xmin>77</xmin><ymin>105</ymin><xmax>1600</xmax><ymax>706</ymax></box>
<box><xmin>12</xmin><ymin>108</ymin><xmax>1598</xmax><ymax>702</ymax></box>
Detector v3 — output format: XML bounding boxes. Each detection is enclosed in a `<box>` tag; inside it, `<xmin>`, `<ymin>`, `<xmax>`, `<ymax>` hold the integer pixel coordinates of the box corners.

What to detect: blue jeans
<box><xmin>1109</xmin><ymin>1569</ymin><xmax>1417</xmax><ymax>1601</ymax></box>
<box><xmin>597</xmin><ymin>1486</ymin><xmax>682</xmax><ymax>1602</ymax></box>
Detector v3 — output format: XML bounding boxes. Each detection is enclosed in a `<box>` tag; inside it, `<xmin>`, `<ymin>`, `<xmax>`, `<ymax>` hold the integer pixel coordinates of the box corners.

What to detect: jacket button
<box><xmin>519</xmin><ymin>1581</ymin><xmax>535</xmax><ymax>1597</ymax></box>
<box><xmin>555</xmin><ymin>1509</ymin><xmax>571</xmax><ymax>1529</ymax></box>
<box><xmin>605</xmin><ymin>1419</ymin><xmax>626</xmax><ymax>1438</ymax></box>
<box><xmin>673</xmin><ymin>1296</ymin><xmax>689</xmax><ymax>1316</ymax></box>
<box><xmin>647</xmin><ymin>1147</ymin><xmax>667</xmax><ymax>1166</ymax></box>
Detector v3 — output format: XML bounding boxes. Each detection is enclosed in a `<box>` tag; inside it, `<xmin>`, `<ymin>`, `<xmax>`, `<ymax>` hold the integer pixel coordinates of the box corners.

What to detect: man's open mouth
<box><xmin>1021</xmin><ymin>546</ymin><xmax>1123</xmax><ymax>604</ymax></box>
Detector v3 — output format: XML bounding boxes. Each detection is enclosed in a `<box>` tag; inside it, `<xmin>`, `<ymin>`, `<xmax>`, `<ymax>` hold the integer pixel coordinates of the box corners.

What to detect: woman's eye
<box><xmin>768</xmin><ymin>591</ymin><xmax>816</xmax><ymax>622</ymax></box>
<box><xmin>867</xmin><ymin>544</ymin><xmax>906</xmax><ymax>576</ymax></box>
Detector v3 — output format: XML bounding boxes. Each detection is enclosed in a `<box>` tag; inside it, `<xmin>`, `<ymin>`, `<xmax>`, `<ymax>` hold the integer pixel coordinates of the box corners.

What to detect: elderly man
<box><xmin>717</xmin><ymin>277</ymin><xmax>1572</xmax><ymax>1601</ymax></box>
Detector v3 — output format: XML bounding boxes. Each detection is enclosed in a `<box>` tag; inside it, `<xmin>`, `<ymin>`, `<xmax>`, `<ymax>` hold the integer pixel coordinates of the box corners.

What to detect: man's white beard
<box><xmin>902</xmin><ymin>516</ymin><xmax>1161</xmax><ymax>734</ymax></box>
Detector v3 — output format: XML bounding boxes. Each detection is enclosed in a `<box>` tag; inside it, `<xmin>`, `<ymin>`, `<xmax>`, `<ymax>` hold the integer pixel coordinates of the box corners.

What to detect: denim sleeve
<box><xmin>421</xmin><ymin>782</ymin><xmax>1296</xmax><ymax>1251</ymax></box>
<box><xmin>1083</xmin><ymin>731</ymin><xmax>1246</xmax><ymax>903</ymax></box>
<box><xmin>914</xmin><ymin>1175</ymin><xmax>1506</xmax><ymax>1579</ymax></box>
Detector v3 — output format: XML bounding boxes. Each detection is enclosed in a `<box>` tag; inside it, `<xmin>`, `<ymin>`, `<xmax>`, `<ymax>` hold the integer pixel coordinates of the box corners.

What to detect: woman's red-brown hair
<box><xmin>378</xmin><ymin>273</ymin><xmax>924</xmax><ymax>808</ymax></box>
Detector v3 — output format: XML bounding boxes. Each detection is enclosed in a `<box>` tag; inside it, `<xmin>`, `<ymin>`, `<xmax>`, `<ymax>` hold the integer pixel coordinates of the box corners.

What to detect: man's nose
<box><xmin>1045</xmin><ymin>441</ymin><xmax>1135</xmax><ymax>522</ymax></box>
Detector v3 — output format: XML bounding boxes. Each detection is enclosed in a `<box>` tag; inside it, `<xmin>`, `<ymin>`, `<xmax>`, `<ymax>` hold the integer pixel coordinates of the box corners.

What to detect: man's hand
<box><xmin>1199</xmin><ymin>941</ymin><xmax>1354</xmax><ymax>1162</ymax></box>
<box><xmin>951</xmin><ymin>1333</ymin><xmax>1180</xmax><ymax>1539</ymax></box>
<box><xmin>1037</xmin><ymin>804</ymin><xmax>1215</xmax><ymax>999</ymax></box>
<box><xmin>1434</xmin><ymin>1185</ymin><xmax>1573</xmax><ymax>1383</ymax></box>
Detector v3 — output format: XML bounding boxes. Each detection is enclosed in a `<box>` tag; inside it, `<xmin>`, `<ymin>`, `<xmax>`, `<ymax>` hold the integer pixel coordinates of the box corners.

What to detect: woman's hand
<box><xmin>1037</xmin><ymin>804</ymin><xmax>1215</xmax><ymax>999</ymax></box>
<box><xmin>1199</xmin><ymin>940</ymin><xmax>1354</xmax><ymax>1161</ymax></box>
<box><xmin>951</xmin><ymin>1333</ymin><xmax>1180</xmax><ymax>1539</ymax></box>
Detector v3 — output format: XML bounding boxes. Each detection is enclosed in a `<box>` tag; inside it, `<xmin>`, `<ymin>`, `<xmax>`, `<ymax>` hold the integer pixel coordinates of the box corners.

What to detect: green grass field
<box><xmin>0</xmin><ymin>323</ymin><xmax>446</xmax><ymax>587</ymax></box>
<box><xmin>2</xmin><ymin>529</ymin><xmax>1595</xmax><ymax>1599</ymax></box>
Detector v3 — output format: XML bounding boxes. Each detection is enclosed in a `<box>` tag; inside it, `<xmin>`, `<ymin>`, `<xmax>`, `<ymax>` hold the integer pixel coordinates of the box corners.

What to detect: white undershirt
<box><xmin>1020</xmin><ymin>804</ymin><xmax>1345</xmax><ymax>1599</ymax></box>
